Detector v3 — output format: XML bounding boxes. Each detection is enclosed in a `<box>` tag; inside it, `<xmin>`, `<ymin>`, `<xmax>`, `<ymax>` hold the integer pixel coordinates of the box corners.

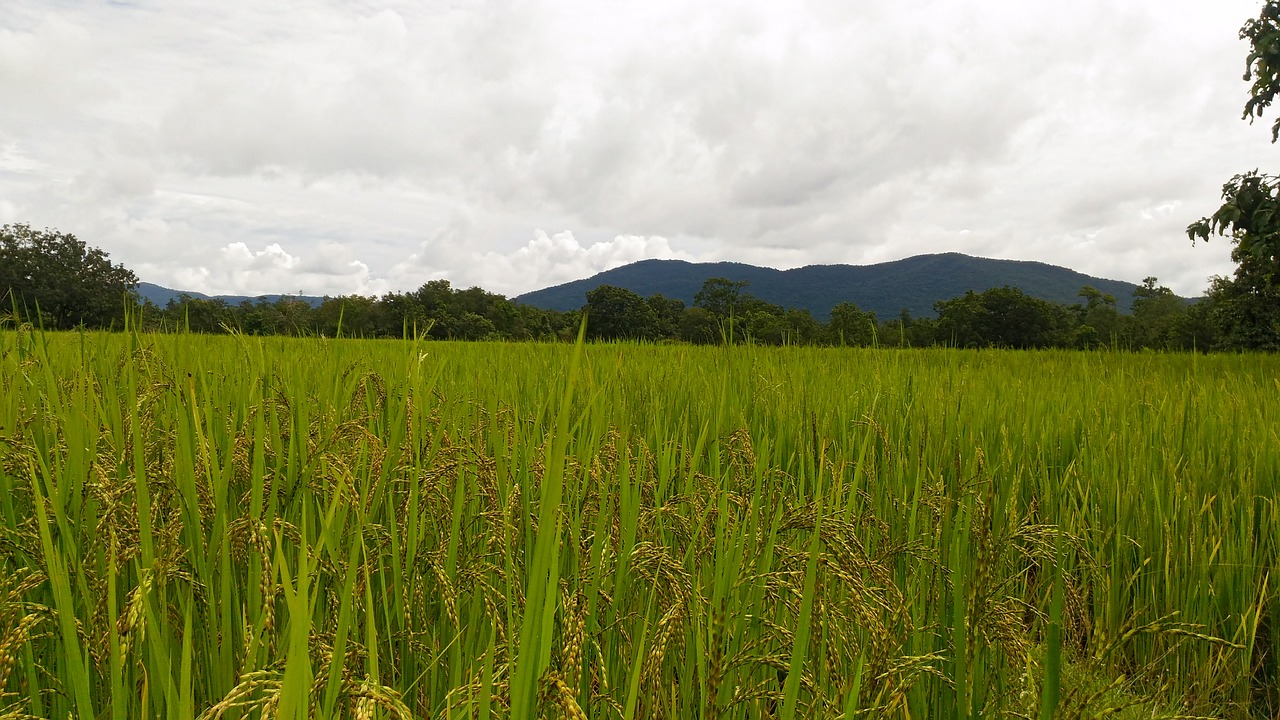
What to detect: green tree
<box><xmin>1170</xmin><ymin>298</ymin><xmax>1220</xmax><ymax>351</ymax></box>
<box><xmin>1188</xmin><ymin>1</ymin><xmax>1280</xmax><ymax>349</ymax></box>
<box><xmin>1076</xmin><ymin>285</ymin><xmax>1121</xmax><ymax>348</ymax></box>
<box><xmin>555</xmin><ymin>309</ymin><xmax>585</xmax><ymax>341</ymax></box>
<box><xmin>743</xmin><ymin>308</ymin><xmax>785</xmax><ymax>345</ymax></box>
<box><xmin>977</xmin><ymin>286</ymin><xmax>1065</xmax><ymax>348</ymax></box>
<box><xmin>165</xmin><ymin>296</ymin><xmax>233</xmax><ymax>333</ymax></box>
<box><xmin>487</xmin><ymin>298</ymin><xmax>521</xmax><ymax>337</ymax></box>
<box><xmin>414</xmin><ymin>279</ymin><xmax>455</xmax><ymax>314</ymax></box>
<box><xmin>693</xmin><ymin>278</ymin><xmax>749</xmax><ymax>319</ymax></box>
<box><xmin>782</xmin><ymin>308</ymin><xmax>821</xmax><ymax>345</ymax></box>
<box><xmin>451</xmin><ymin>311</ymin><xmax>498</xmax><ymax>341</ymax></box>
<box><xmin>273</xmin><ymin>297</ymin><xmax>316</xmax><ymax>336</ymax></box>
<box><xmin>678</xmin><ymin>307</ymin><xmax>719</xmax><ymax>344</ymax></box>
<box><xmin>512</xmin><ymin>303</ymin><xmax>558</xmax><ymax>340</ymax></box>
<box><xmin>1204</xmin><ymin>271</ymin><xmax>1280</xmax><ymax>350</ymax></box>
<box><xmin>879</xmin><ymin>309</ymin><xmax>935</xmax><ymax>347</ymax></box>
<box><xmin>1241</xmin><ymin>2</ymin><xmax>1280</xmax><ymax>142</ymax></box>
<box><xmin>314</xmin><ymin>295</ymin><xmax>379</xmax><ymax>338</ymax></box>
<box><xmin>935</xmin><ymin>287</ymin><xmax>1067</xmax><ymax>349</ymax></box>
<box><xmin>1188</xmin><ymin>172</ymin><xmax>1280</xmax><ymax>286</ymax></box>
<box><xmin>234</xmin><ymin>299</ymin><xmax>276</xmax><ymax>335</ymax></box>
<box><xmin>934</xmin><ymin>291</ymin><xmax>985</xmax><ymax>347</ymax></box>
<box><xmin>0</xmin><ymin>223</ymin><xmax>138</xmax><ymax>329</ymax></box>
<box><xmin>584</xmin><ymin>285</ymin><xmax>657</xmax><ymax>340</ymax></box>
<box><xmin>1129</xmin><ymin>277</ymin><xmax>1188</xmax><ymax>349</ymax></box>
<box><xmin>646</xmin><ymin>294</ymin><xmax>685</xmax><ymax>341</ymax></box>
<box><xmin>827</xmin><ymin>302</ymin><xmax>877</xmax><ymax>346</ymax></box>
<box><xmin>453</xmin><ymin>286</ymin><xmax>504</xmax><ymax>320</ymax></box>
<box><xmin>375</xmin><ymin>292</ymin><xmax>429</xmax><ymax>337</ymax></box>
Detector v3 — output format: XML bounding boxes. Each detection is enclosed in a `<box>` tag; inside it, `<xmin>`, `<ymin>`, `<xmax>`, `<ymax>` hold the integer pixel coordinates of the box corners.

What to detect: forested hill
<box><xmin>136</xmin><ymin>282</ymin><xmax>325</xmax><ymax>308</ymax></box>
<box><xmin>515</xmin><ymin>253</ymin><xmax>1150</xmax><ymax>319</ymax></box>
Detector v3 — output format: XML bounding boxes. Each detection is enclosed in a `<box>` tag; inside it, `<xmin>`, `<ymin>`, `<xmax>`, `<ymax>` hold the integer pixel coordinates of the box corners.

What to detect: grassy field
<box><xmin>0</xmin><ymin>327</ymin><xmax>1276</xmax><ymax>719</ymax></box>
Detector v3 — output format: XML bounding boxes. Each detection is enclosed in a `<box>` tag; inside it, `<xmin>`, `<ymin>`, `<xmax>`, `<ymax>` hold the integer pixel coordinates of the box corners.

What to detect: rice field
<box><xmin>0</xmin><ymin>326</ymin><xmax>1276</xmax><ymax>719</ymax></box>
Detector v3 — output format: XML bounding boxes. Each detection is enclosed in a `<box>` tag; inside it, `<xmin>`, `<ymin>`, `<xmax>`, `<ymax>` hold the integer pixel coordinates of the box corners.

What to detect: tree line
<box><xmin>579</xmin><ymin>276</ymin><xmax>1220</xmax><ymax>350</ymax></box>
<box><xmin>137</xmin><ymin>280</ymin><xmax>584</xmax><ymax>341</ymax></box>
<box><xmin>0</xmin><ymin>221</ymin><xmax>1250</xmax><ymax>350</ymax></box>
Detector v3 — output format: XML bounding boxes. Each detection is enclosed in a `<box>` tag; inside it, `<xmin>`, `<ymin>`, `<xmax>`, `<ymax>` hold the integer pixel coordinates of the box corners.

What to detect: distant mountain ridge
<box><xmin>136</xmin><ymin>282</ymin><xmax>325</xmax><ymax>308</ymax></box>
<box><xmin>515</xmin><ymin>253</ymin><xmax>1154</xmax><ymax>320</ymax></box>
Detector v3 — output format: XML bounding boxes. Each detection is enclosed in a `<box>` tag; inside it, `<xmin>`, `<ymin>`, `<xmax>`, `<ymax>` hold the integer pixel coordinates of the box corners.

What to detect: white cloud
<box><xmin>387</xmin><ymin>229</ymin><xmax>696</xmax><ymax>297</ymax></box>
<box><xmin>223</xmin><ymin>242</ymin><xmax>297</xmax><ymax>271</ymax></box>
<box><xmin>162</xmin><ymin>241</ymin><xmax>378</xmax><ymax>298</ymax></box>
<box><xmin>480</xmin><ymin>230</ymin><xmax>696</xmax><ymax>292</ymax></box>
<box><xmin>0</xmin><ymin>14</ymin><xmax>98</xmax><ymax>118</ymax></box>
<box><xmin>0</xmin><ymin>0</ymin><xmax>1266</xmax><ymax>299</ymax></box>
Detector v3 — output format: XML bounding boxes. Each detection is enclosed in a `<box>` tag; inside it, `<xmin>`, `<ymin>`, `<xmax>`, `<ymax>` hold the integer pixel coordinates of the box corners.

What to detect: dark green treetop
<box><xmin>0</xmin><ymin>223</ymin><xmax>138</xmax><ymax>329</ymax></box>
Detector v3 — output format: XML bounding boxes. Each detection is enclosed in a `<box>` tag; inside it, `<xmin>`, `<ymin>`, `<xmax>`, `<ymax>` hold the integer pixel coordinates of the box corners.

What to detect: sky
<box><xmin>0</xmin><ymin>0</ymin><xmax>1272</xmax><ymax>299</ymax></box>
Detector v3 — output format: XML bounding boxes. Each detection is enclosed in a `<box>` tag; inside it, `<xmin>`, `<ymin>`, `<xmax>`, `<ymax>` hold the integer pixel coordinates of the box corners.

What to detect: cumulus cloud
<box><xmin>476</xmin><ymin>230</ymin><xmax>696</xmax><ymax>293</ymax></box>
<box><xmin>223</xmin><ymin>242</ymin><xmax>297</xmax><ymax>271</ymax></box>
<box><xmin>387</xmin><ymin>229</ymin><xmax>696</xmax><ymax>297</ymax></box>
<box><xmin>0</xmin><ymin>0</ymin><xmax>1263</xmax><ymax>298</ymax></box>
<box><xmin>167</xmin><ymin>241</ymin><xmax>377</xmax><ymax>298</ymax></box>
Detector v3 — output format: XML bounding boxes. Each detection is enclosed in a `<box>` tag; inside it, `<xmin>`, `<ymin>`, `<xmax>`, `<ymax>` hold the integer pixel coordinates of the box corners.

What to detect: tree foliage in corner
<box><xmin>1188</xmin><ymin>1</ymin><xmax>1280</xmax><ymax>349</ymax></box>
<box><xmin>1242</xmin><ymin>1</ymin><xmax>1280</xmax><ymax>142</ymax></box>
<box><xmin>0</xmin><ymin>223</ymin><xmax>139</xmax><ymax>330</ymax></box>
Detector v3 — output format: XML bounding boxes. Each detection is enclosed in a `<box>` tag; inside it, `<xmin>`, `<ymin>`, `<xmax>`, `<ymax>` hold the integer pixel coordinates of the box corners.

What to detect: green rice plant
<box><xmin>0</xmin><ymin>330</ymin><xmax>1275</xmax><ymax>718</ymax></box>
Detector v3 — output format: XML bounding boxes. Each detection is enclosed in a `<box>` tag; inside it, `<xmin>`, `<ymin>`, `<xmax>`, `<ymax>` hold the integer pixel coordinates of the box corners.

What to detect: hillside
<box><xmin>136</xmin><ymin>282</ymin><xmax>325</xmax><ymax>308</ymax></box>
<box><xmin>514</xmin><ymin>253</ymin><xmax>1152</xmax><ymax>319</ymax></box>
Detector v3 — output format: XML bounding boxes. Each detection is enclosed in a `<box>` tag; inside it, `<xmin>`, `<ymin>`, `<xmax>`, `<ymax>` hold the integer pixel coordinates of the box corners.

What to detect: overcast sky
<box><xmin>0</xmin><ymin>0</ymin><xmax>1271</xmax><ymax>298</ymax></box>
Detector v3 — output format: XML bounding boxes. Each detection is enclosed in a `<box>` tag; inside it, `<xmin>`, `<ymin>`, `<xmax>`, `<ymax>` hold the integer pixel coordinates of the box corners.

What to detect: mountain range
<box><xmin>138</xmin><ymin>253</ymin><xmax>1167</xmax><ymax>321</ymax></box>
<box><xmin>135</xmin><ymin>283</ymin><xmax>325</xmax><ymax>308</ymax></box>
<box><xmin>515</xmin><ymin>253</ymin><xmax>1156</xmax><ymax>320</ymax></box>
